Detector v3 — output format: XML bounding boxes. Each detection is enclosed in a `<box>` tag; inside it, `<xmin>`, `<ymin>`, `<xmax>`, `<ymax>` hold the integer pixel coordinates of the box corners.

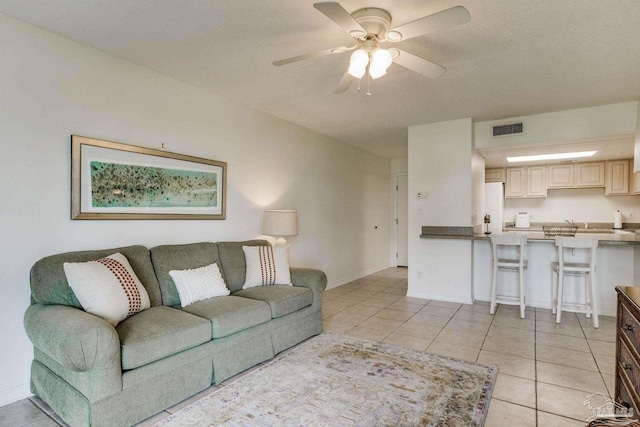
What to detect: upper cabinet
<box><xmin>505</xmin><ymin>166</ymin><xmax>546</xmax><ymax>198</ymax></box>
<box><xmin>527</xmin><ymin>166</ymin><xmax>547</xmax><ymax>197</ymax></box>
<box><xmin>547</xmin><ymin>164</ymin><xmax>575</xmax><ymax>188</ymax></box>
<box><xmin>605</xmin><ymin>160</ymin><xmax>630</xmax><ymax>195</ymax></box>
<box><xmin>489</xmin><ymin>159</ymin><xmax>638</xmax><ymax>198</ymax></box>
<box><xmin>632</xmin><ymin>169</ymin><xmax>640</xmax><ymax>195</ymax></box>
<box><xmin>485</xmin><ymin>168</ymin><xmax>506</xmax><ymax>183</ymax></box>
<box><xmin>505</xmin><ymin>168</ymin><xmax>526</xmax><ymax>197</ymax></box>
<box><xmin>547</xmin><ymin>162</ymin><xmax>605</xmax><ymax>188</ymax></box>
<box><xmin>575</xmin><ymin>162</ymin><xmax>605</xmax><ymax>187</ymax></box>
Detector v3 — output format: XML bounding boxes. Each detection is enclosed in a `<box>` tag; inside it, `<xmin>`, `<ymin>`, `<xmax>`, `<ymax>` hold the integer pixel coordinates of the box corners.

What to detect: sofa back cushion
<box><xmin>216</xmin><ymin>240</ymin><xmax>269</xmax><ymax>292</ymax></box>
<box><xmin>149</xmin><ymin>242</ymin><xmax>220</xmax><ymax>306</ymax></box>
<box><xmin>30</xmin><ymin>245</ymin><xmax>161</xmax><ymax>308</ymax></box>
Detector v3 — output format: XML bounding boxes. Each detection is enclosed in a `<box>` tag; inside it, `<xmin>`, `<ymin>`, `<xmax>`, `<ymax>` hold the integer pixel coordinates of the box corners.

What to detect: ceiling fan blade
<box><xmin>387</xmin><ymin>6</ymin><xmax>470</xmax><ymax>42</ymax></box>
<box><xmin>314</xmin><ymin>2</ymin><xmax>366</xmax><ymax>36</ymax></box>
<box><xmin>273</xmin><ymin>45</ymin><xmax>352</xmax><ymax>66</ymax></box>
<box><xmin>334</xmin><ymin>71</ymin><xmax>353</xmax><ymax>94</ymax></box>
<box><xmin>391</xmin><ymin>49</ymin><xmax>446</xmax><ymax>79</ymax></box>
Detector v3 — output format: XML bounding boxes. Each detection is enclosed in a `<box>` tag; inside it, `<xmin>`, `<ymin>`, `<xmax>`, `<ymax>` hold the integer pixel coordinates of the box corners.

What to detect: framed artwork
<box><xmin>71</xmin><ymin>135</ymin><xmax>226</xmax><ymax>220</ymax></box>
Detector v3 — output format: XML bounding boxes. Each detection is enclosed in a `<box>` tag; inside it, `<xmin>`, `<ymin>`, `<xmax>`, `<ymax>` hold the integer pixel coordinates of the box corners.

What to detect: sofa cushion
<box><xmin>150</xmin><ymin>242</ymin><xmax>220</xmax><ymax>307</ymax></box>
<box><xmin>216</xmin><ymin>240</ymin><xmax>269</xmax><ymax>292</ymax></box>
<box><xmin>116</xmin><ymin>306</ymin><xmax>211</xmax><ymax>370</ymax></box>
<box><xmin>233</xmin><ymin>286</ymin><xmax>313</xmax><ymax>318</ymax></box>
<box><xmin>30</xmin><ymin>245</ymin><xmax>162</xmax><ymax>308</ymax></box>
<box><xmin>180</xmin><ymin>296</ymin><xmax>271</xmax><ymax>338</ymax></box>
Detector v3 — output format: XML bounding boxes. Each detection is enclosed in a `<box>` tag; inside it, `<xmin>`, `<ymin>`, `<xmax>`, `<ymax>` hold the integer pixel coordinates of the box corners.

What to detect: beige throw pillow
<box><xmin>63</xmin><ymin>253</ymin><xmax>151</xmax><ymax>326</ymax></box>
<box><xmin>242</xmin><ymin>245</ymin><xmax>292</xmax><ymax>289</ymax></box>
<box><xmin>169</xmin><ymin>263</ymin><xmax>230</xmax><ymax>307</ymax></box>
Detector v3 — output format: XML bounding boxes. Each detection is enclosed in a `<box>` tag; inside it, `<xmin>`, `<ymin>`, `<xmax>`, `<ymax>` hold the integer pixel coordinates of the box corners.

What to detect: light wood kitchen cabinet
<box><xmin>606</xmin><ymin>160</ymin><xmax>630</xmax><ymax>195</ymax></box>
<box><xmin>527</xmin><ymin>166</ymin><xmax>547</xmax><ymax>197</ymax></box>
<box><xmin>632</xmin><ymin>171</ymin><xmax>640</xmax><ymax>194</ymax></box>
<box><xmin>505</xmin><ymin>166</ymin><xmax>546</xmax><ymax>198</ymax></box>
<box><xmin>547</xmin><ymin>164</ymin><xmax>575</xmax><ymax>188</ymax></box>
<box><xmin>485</xmin><ymin>168</ymin><xmax>506</xmax><ymax>183</ymax></box>
<box><xmin>575</xmin><ymin>162</ymin><xmax>605</xmax><ymax>187</ymax></box>
<box><xmin>505</xmin><ymin>167</ymin><xmax>526</xmax><ymax>198</ymax></box>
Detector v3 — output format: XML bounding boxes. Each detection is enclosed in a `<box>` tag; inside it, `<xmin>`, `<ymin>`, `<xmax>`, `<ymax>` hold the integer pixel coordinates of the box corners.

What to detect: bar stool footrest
<box><xmin>495</xmin><ymin>295</ymin><xmax>523</xmax><ymax>305</ymax></box>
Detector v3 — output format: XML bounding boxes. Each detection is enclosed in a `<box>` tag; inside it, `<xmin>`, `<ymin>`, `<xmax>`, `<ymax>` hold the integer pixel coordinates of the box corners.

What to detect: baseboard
<box><xmin>406</xmin><ymin>290</ymin><xmax>473</xmax><ymax>305</ymax></box>
<box><xmin>326</xmin><ymin>264</ymin><xmax>391</xmax><ymax>290</ymax></box>
<box><xmin>0</xmin><ymin>383</ymin><xmax>31</xmax><ymax>407</ymax></box>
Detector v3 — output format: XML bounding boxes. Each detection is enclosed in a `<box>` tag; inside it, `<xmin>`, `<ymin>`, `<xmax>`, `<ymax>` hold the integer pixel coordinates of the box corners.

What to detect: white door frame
<box><xmin>394</xmin><ymin>173</ymin><xmax>408</xmax><ymax>267</ymax></box>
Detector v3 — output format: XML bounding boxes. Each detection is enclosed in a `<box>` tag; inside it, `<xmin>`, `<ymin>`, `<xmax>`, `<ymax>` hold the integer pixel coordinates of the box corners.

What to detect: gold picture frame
<box><xmin>71</xmin><ymin>135</ymin><xmax>227</xmax><ymax>220</ymax></box>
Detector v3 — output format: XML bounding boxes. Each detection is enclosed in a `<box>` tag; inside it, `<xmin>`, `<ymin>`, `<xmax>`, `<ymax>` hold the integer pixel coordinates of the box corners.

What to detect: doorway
<box><xmin>395</xmin><ymin>174</ymin><xmax>408</xmax><ymax>267</ymax></box>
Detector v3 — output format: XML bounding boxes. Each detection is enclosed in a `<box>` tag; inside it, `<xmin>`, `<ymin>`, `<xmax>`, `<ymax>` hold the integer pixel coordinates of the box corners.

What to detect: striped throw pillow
<box><xmin>242</xmin><ymin>245</ymin><xmax>292</xmax><ymax>289</ymax></box>
<box><xmin>63</xmin><ymin>253</ymin><xmax>150</xmax><ymax>326</ymax></box>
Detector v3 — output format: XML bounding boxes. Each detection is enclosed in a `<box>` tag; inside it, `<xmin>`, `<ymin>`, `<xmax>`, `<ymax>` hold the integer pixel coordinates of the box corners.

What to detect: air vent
<box><xmin>492</xmin><ymin>122</ymin><xmax>523</xmax><ymax>137</ymax></box>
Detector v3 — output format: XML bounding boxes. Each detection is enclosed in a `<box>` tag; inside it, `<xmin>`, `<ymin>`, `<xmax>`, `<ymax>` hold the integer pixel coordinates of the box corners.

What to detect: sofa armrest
<box><xmin>290</xmin><ymin>268</ymin><xmax>327</xmax><ymax>310</ymax></box>
<box><xmin>24</xmin><ymin>304</ymin><xmax>121</xmax><ymax>372</ymax></box>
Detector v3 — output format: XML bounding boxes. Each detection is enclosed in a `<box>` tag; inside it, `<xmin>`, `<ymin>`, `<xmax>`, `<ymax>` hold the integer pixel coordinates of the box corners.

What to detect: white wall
<box><xmin>475</xmin><ymin>102</ymin><xmax>638</xmax><ymax>150</ymax></box>
<box><xmin>408</xmin><ymin>119</ymin><xmax>474</xmax><ymax>304</ymax></box>
<box><xmin>504</xmin><ymin>188</ymin><xmax>640</xmax><ymax>224</ymax></box>
<box><xmin>0</xmin><ymin>13</ymin><xmax>390</xmax><ymax>405</ymax></box>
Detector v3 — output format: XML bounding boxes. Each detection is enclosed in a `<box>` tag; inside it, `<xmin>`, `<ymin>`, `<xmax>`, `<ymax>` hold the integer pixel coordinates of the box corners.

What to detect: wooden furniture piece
<box><xmin>615</xmin><ymin>286</ymin><xmax>640</xmax><ymax>416</ymax></box>
<box><xmin>552</xmin><ymin>237</ymin><xmax>599</xmax><ymax>328</ymax></box>
<box><xmin>490</xmin><ymin>234</ymin><xmax>528</xmax><ymax>318</ymax></box>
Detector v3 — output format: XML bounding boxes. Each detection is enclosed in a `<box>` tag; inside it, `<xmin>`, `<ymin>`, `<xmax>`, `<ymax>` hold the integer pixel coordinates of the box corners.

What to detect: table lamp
<box><xmin>262</xmin><ymin>210</ymin><xmax>298</xmax><ymax>247</ymax></box>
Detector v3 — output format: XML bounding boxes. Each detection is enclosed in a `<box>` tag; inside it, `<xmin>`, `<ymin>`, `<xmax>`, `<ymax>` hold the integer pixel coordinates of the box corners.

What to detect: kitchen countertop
<box><xmin>472</xmin><ymin>229</ymin><xmax>640</xmax><ymax>244</ymax></box>
<box><xmin>420</xmin><ymin>226</ymin><xmax>640</xmax><ymax>244</ymax></box>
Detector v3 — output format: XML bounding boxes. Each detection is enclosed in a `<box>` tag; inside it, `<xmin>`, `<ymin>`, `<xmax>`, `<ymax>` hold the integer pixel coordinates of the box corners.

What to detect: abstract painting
<box><xmin>72</xmin><ymin>135</ymin><xmax>226</xmax><ymax>220</ymax></box>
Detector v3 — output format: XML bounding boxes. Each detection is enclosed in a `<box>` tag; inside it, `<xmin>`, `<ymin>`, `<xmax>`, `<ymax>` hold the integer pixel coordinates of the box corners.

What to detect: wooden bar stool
<box><xmin>490</xmin><ymin>235</ymin><xmax>528</xmax><ymax>318</ymax></box>
<box><xmin>551</xmin><ymin>236</ymin><xmax>599</xmax><ymax>328</ymax></box>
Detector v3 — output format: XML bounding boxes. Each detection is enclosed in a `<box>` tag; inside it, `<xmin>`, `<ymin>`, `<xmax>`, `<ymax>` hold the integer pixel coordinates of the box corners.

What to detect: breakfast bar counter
<box><xmin>472</xmin><ymin>230</ymin><xmax>640</xmax><ymax>245</ymax></box>
<box><xmin>472</xmin><ymin>232</ymin><xmax>640</xmax><ymax>317</ymax></box>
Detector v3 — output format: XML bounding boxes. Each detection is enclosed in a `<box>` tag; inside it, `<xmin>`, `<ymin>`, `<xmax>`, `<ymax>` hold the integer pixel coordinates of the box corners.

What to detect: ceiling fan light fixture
<box><xmin>386</xmin><ymin>30</ymin><xmax>402</xmax><ymax>41</ymax></box>
<box><xmin>348</xmin><ymin>48</ymin><xmax>368</xmax><ymax>79</ymax></box>
<box><xmin>369</xmin><ymin>48</ymin><xmax>392</xmax><ymax>79</ymax></box>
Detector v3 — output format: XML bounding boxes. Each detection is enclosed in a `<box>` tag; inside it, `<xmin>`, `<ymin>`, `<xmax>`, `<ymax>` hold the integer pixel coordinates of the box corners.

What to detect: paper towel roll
<box><xmin>614</xmin><ymin>210</ymin><xmax>622</xmax><ymax>229</ymax></box>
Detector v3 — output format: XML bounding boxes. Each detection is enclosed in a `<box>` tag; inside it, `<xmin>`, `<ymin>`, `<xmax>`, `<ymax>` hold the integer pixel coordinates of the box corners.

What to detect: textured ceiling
<box><xmin>2</xmin><ymin>0</ymin><xmax>640</xmax><ymax>159</ymax></box>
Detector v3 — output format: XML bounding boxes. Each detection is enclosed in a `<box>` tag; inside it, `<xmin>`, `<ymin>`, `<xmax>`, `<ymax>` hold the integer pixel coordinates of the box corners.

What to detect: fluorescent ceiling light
<box><xmin>506</xmin><ymin>151</ymin><xmax>598</xmax><ymax>163</ymax></box>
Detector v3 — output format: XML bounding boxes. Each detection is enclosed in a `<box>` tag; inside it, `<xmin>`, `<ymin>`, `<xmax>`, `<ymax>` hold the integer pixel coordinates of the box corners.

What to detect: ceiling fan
<box><xmin>273</xmin><ymin>2</ymin><xmax>471</xmax><ymax>94</ymax></box>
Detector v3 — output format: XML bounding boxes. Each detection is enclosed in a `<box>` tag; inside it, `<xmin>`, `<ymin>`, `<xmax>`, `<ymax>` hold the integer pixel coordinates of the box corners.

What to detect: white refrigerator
<box><xmin>484</xmin><ymin>182</ymin><xmax>504</xmax><ymax>234</ymax></box>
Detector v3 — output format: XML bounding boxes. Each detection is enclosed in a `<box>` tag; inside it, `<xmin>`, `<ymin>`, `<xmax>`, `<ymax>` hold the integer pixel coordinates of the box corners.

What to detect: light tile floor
<box><xmin>0</xmin><ymin>267</ymin><xmax>617</xmax><ymax>426</ymax></box>
<box><xmin>322</xmin><ymin>267</ymin><xmax>616</xmax><ymax>427</ymax></box>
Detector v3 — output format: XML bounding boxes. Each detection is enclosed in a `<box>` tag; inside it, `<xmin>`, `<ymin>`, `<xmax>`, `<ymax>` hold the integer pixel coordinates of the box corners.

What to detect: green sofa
<box><xmin>24</xmin><ymin>240</ymin><xmax>326</xmax><ymax>427</ymax></box>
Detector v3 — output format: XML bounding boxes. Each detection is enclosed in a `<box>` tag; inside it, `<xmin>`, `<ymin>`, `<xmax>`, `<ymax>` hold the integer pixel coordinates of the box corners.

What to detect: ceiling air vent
<box><xmin>492</xmin><ymin>122</ymin><xmax>524</xmax><ymax>137</ymax></box>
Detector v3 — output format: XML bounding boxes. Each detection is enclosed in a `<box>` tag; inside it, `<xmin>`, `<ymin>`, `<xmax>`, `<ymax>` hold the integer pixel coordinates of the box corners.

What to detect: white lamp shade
<box><xmin>348</xmin><ymin>49</ymin><xmax>368</xmax><ymax>79</ymax></box>
<box><xmin>369</xmin><ymin>48</ymin><xmax>392</xmax><ymax>79</ymax></box>
<box><xmin>262</xmin><ymin>210</ymin><xmax>298</xmax><ymax>237</ymax></box>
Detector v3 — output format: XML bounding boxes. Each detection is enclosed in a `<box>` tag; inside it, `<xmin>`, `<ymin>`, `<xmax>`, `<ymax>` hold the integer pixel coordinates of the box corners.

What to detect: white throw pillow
<box><xmin>63</xmin><ymin>253</ymin><xmax>151</xmax><ymax>326</ymax></box>
<box><xmin>242</xmin><ymin>245</ymin><xmax>292</xmax><ymax>289</ymax></box>
<box><xmin>169</xmin><ymin>263</ymin><xmax>230</xmax><ymax>307</ymax></box>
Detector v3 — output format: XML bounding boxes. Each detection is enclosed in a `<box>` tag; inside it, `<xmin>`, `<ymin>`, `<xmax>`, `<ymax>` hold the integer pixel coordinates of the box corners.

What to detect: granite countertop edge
<box><xmin>470</xmin><ymin>232</ymin><xmax>640</xmax><ymax>245</ymax></box>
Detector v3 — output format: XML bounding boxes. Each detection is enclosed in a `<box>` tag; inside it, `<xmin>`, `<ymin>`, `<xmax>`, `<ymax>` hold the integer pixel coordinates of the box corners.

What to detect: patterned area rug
<box><xmin>154</xmin><ymin>333</ymin><xmax>498</xmax><ymax>426</ymax></box>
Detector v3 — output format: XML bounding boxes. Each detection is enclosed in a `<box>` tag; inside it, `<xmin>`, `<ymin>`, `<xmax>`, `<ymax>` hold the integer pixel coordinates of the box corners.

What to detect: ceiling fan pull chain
<box><xmin>357</xmin><ymin>78</ymin><xmax>361</xmax><ymax>92</ymax></box>
<box><xmin>366</xmin><ymin>73</ymin><xmax>371</xmax><ymax>96</ymax></box>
